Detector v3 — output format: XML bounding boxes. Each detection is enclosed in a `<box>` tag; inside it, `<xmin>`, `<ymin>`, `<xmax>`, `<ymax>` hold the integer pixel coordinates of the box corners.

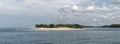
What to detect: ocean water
<box><xmin>0</xmin><ymin>28</ymin><xmax>120</xmax><ymax>44</ymax></box>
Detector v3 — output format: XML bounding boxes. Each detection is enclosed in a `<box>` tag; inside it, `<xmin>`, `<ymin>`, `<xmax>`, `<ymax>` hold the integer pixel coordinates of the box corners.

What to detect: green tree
<box><xmin>49</xmin><ymin>24</ymin><xmax>54</xmax><ymax>28</ymax></box>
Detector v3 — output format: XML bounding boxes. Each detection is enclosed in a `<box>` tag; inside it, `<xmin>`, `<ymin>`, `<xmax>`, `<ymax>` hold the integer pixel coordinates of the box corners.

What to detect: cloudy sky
<box><xmin>0</xmin><ymin>0</ymin><xmax>120</xmax><ymax>27</ymax></box>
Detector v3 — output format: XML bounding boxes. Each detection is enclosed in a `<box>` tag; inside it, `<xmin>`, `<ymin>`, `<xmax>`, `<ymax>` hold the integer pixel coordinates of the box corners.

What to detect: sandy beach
<box><xmin>33</xmin><ymin>28</ymin><xmax>82</xmax><ymax>31</ymax></box>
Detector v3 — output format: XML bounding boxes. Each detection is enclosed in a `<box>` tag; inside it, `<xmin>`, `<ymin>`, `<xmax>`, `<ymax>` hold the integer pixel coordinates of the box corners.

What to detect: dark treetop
<box><xmin>102</xmin><ymin>24</ymin><xmax>120</xmax><ymax>28</ymax></box>
<box><xmin>35</xmin><ymin>24</ymin><xmax>84</xmax><ymax>28</ymax></box>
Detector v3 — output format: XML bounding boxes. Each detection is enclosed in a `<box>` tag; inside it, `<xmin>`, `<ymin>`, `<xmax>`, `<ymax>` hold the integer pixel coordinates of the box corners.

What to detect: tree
<box><xmin>49</xmin><ymin>24</ymin><xmax>54</xmax><ymax>28</ymax></box>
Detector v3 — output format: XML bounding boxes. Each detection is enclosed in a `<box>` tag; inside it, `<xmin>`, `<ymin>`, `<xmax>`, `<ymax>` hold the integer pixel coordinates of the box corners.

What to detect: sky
<box><xmin>0</xmin><ymin>0</ymin><xmax>120</xmax><ymax>27</ymax></box>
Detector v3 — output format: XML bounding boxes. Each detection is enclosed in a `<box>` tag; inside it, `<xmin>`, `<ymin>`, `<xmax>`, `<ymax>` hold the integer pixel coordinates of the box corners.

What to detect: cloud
<box><xmin>57</xmin><ymin>0</ymin><xmax>120</xmax><ymax>26</ymax></box>
<box><xmin>0</xmin><ymin>0</ymin><xmax>120</xmax><ymax>27</ymax></box>
<box><xmin>112</xmin><ymin>0</ymin><xmax>120</xmax><ymax>5</ymax></box>
<box><xmin>87</xmin><ymin>5</ymin><xmax>96</xmax><ymax>11</ymax></box>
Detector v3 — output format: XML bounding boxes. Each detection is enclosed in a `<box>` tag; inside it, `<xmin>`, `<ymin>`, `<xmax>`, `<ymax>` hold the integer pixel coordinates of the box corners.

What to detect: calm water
<box><xmin>0</xmin><ymin>28</ymin><xmax>120</xmax><ymax>44</ymax></box>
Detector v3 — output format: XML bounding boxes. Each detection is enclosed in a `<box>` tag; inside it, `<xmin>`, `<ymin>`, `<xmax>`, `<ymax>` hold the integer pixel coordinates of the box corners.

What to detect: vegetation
<box><xmin>35</xmin><ymin>24</ymin><xmax>84</xmax><ymax>28</ymax></box>
<box><xmin>102</xmin><ymin>24</ymin><xmax>120</xmax><ymax>28</ymax></box>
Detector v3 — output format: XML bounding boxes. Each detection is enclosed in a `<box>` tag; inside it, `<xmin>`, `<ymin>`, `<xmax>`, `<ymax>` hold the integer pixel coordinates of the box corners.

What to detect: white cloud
<box><xmin>0</xmin><ymin>0</ymin><xmax>120</xmax><ymax>27</ymax></box>
<box><xmin>87</xmin><ymin>5</ymin><xmax>96</xmax><ymax>11</ymax></box>
<box><xmin>71</xmin><ymin>5</ymin><xmax>79</xmax><ymax>11</ymax></box>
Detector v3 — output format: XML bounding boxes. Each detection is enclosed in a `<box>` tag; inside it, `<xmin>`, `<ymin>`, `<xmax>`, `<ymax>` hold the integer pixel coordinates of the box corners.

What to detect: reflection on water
<box><xmin>0</xmin><ymin>28</ymin><xmax>120</xmax><ymax>44</ymax></box>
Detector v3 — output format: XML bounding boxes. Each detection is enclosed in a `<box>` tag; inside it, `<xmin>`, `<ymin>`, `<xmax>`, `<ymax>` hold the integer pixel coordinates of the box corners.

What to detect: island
<box><xmin>102</xmin><ymin>24</ymin><xmax>120</xmax><ymax>28</ymax></box>
<box><xmin>35</xmin><ymin>24</ymin><xmax>84</xmax><ymax>28</ymax></box>
<box><xmin>34</xmin><ymin>24</ymin><xmax>120</xmax><ymax>31</ymax></box>
<box><xmin>34</xmin><ymin>24</ymin><xmax>85</xmax><ymax>30</ymax></box>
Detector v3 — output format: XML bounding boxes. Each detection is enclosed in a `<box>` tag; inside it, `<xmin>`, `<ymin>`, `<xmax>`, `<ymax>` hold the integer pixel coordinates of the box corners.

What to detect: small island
<box><xmin>34</xmin><ymin>24</ymin><xmax>120</xmax><ymax>30</ymax></box>
<box><xmin>102</xmin><ymin>24</ymin><xmax>120</xmax><ymax>28</ymax></box>
<box><xmin>35</xmin><ymin>24</ymin><xmax>84</xmax><ymax>28</ymax></box>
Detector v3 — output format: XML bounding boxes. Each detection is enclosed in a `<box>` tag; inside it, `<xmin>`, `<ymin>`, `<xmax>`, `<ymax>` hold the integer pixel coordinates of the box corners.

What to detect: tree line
<box><xmin>35</xmin><ymin>24</ymin><xmax>84</xmax><ymax>28</ymax></box>
<box><xmin>102</xmin><ymin>24</ymin><xmax>120</xmax><ymax>28</ymax></box>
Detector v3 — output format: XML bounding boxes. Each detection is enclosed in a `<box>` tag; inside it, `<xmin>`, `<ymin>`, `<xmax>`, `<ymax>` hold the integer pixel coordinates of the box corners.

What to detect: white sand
<box><xmin>33</xmin><ymin>28</ymin><xmax>82</xmax><ymax>31</ymax></box>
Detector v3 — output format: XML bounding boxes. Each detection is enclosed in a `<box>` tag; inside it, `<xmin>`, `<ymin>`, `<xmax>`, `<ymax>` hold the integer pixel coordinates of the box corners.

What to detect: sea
<box><xmin>0</xmin><ymin>28</ymin><xmax>120</xmax><ymax>44</ymax></box>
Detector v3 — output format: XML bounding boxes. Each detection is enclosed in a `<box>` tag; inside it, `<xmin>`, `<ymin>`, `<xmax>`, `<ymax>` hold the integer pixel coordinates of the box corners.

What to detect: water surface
<box><xmin>0</xmin><ymin>28</ymin><xmax>120</xmax><ymax>44</ymax></box>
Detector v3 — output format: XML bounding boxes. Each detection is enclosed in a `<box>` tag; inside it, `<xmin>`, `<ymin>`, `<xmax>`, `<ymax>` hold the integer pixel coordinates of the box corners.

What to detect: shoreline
<box><xmin>33</xmin><ymin>28</ymin><xmax>82</xmax><ymax>31</ymax></box>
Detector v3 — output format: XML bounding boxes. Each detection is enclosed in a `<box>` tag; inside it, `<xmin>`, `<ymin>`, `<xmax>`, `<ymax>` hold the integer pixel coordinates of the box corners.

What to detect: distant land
<box><xmin>102</xmin><ymin>24</ymin><xmax>120</xmax><ymax>28</ymax></box>
<box><xmin>35</xmin><ymin>24</ymin><xmax>120</xmax><ymax>28</ymax></box>
<box><xmin>35</xmin><ymin>24</ymin><xmax>84</xmax><ymax>28</ymax></box>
